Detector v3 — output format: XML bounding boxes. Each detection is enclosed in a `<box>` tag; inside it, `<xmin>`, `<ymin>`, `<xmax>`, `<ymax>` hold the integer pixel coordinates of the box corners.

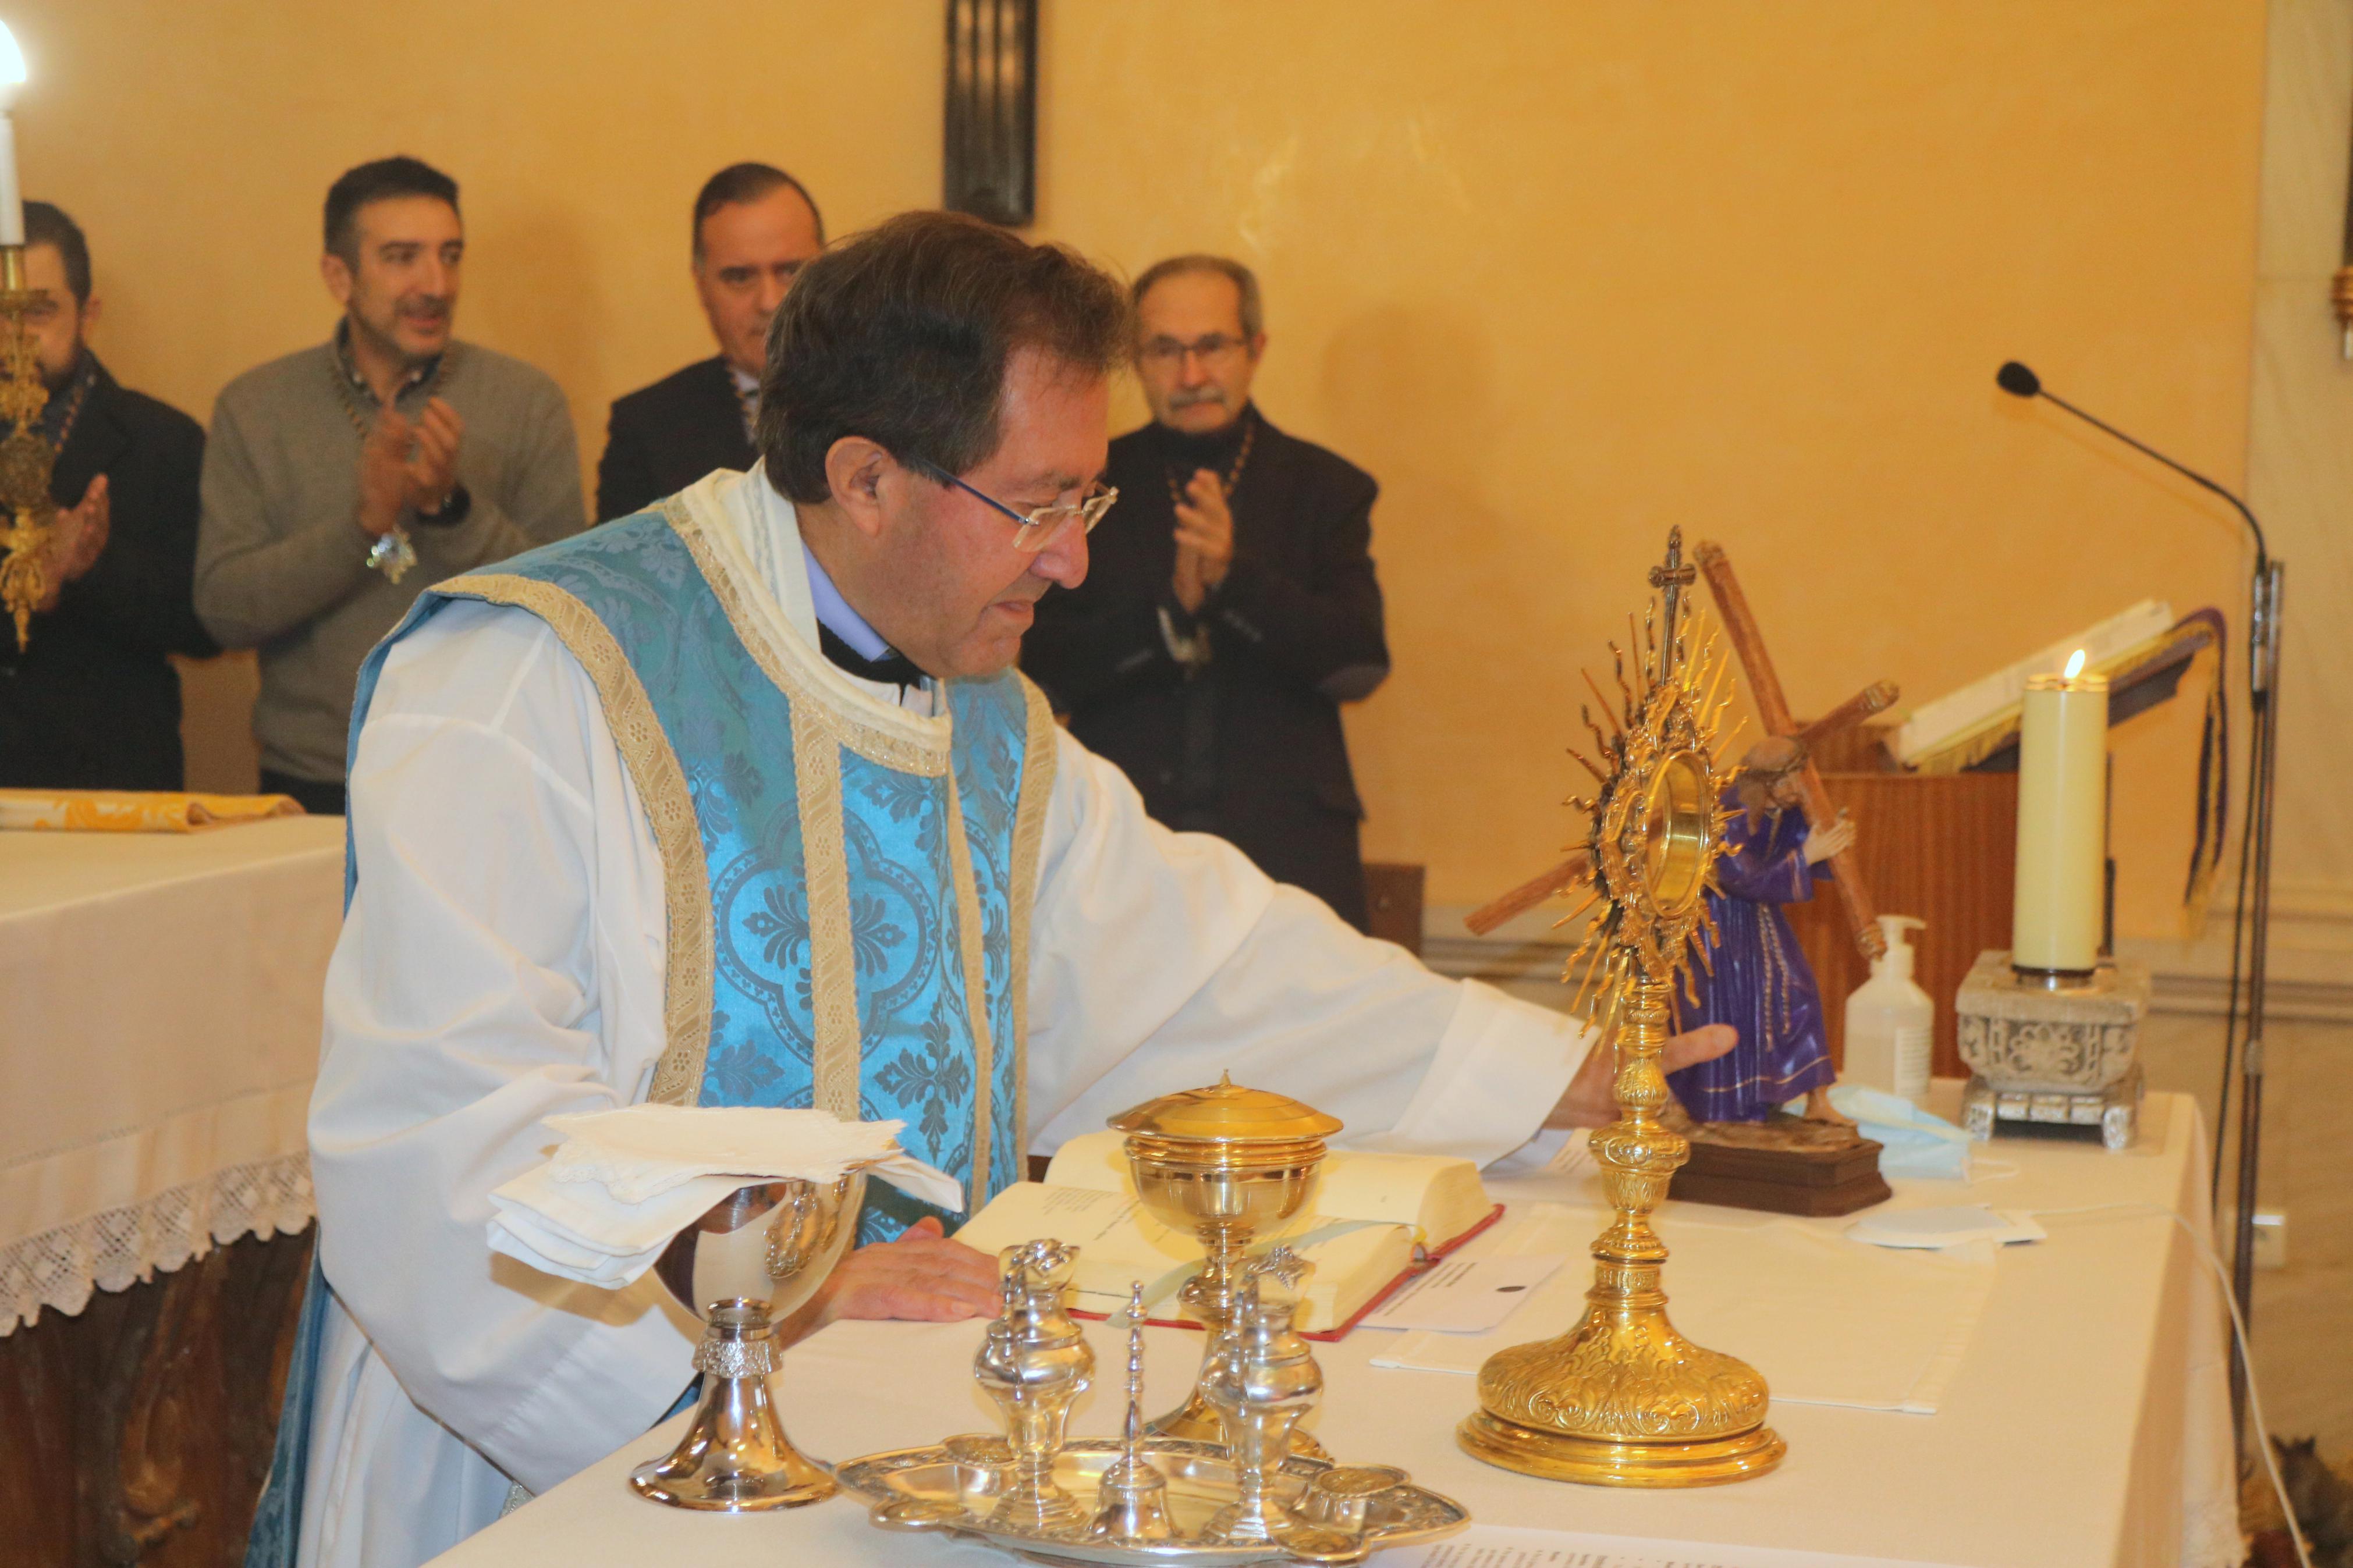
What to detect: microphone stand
<box><xmin>2227</xmin><ymin>554</ymin><xmax>2282</xmax><ymax>1450</ymax></box>
<box><xmin>2006</xmin><ymin>374</ymin><xmax>2283</xmax><ymax>1450</ymax></box>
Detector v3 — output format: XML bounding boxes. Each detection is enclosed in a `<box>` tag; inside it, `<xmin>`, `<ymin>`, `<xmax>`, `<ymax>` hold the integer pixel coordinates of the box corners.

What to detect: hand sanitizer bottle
<box><xmin>1844</xmin><ymin>915</ymin><xmax>1932</xmax><ymax>1106</ymax></box>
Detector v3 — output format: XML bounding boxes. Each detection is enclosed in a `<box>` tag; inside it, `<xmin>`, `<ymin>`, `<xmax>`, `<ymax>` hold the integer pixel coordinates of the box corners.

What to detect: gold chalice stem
<box><xmin>1458</xmin><ymin>971</ymin><xmax>1783</xmax><ymax>1486</ymax></box>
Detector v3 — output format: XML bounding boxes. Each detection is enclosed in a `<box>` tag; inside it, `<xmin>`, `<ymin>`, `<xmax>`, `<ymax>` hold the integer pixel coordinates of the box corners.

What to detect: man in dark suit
<box><xmin>1023</xmin><ymin>255</ymin><xmax>1389</xmax><ymax>930</ymax></box>
<box><xmin>596</xmin><ymin>163</ymin><xmax>824</xmax><ymax>521</ymax></box>
<box><xmin>0</xmin><ymin>202</ymin><xmax>214</xmax><ymax>789</ymax></box>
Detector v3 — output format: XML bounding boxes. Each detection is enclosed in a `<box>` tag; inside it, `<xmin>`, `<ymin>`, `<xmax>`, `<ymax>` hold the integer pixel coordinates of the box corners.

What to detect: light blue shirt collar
<box><xmin>800</xmin><ymin>538</ymin><xmax>894</xmax><ymax>662</ymax></box>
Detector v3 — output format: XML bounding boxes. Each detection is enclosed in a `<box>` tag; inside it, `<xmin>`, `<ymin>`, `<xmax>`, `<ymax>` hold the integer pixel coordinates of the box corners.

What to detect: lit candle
<box><xmin>0</xmin><ymin>22</ymin><xmax>26</xmax><ymax>249</ymax></box>
<box><xmin>2012</xmin><ymin>649</ymin><xmax>2108</xmax><ymax>975</ymax></box>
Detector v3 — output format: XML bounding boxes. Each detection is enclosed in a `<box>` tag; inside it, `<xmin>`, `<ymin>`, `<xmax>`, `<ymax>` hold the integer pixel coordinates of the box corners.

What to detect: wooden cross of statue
<box><xmin>1466</xmin><ymin>539</ymin><xmax>1898</xmax><ymax>958</ymax></box>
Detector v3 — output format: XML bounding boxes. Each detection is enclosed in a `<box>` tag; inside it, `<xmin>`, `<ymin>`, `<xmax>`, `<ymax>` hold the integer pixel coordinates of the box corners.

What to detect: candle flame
<box><xmin>2064</xmin><ymin>648</ymin><xmax>2087</xmax><ymax>680</ymax></box>
<box><xmin>0</xmin><ymin>23</ymin><xmax>25</xmax><ymax>90</ymax></box>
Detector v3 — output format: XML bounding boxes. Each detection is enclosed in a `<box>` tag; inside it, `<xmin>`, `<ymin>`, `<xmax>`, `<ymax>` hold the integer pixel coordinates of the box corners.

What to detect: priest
<box><xmin>256</xmin><ymin>211</ymin><xmax>1733</xmax><ymax>1568</ymax></box>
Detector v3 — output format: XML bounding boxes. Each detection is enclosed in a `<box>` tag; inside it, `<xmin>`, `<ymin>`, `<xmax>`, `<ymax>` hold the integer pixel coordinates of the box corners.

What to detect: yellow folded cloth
<box><xmin>0</xmin><ymin>789</ymin><xmax>306</xmax><ymax>832</ymax></box>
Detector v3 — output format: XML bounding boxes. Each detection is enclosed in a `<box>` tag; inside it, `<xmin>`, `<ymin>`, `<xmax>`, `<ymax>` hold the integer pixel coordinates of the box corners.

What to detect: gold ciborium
<box><xmin>1458</xmin><ymin>527</ymin><xmax>1784</xmax><ymax>1488</ymax></box>
<box><xmin>1109</xmin><ymin>1073</ymin><xmax>1339</xmax><ymax>1454</ymax></box>
<box><xmin>633</xmin><ymin>1172</ymin><xmax>865</xmax><ymax>1509</ymax></box>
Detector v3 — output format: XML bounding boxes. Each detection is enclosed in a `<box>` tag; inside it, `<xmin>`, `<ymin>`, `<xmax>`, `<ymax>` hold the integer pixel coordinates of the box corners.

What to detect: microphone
<box><xmin>1994</xmin><ymin>360</ymin><xmax>2266</xmax><ymax>564</ymax></box>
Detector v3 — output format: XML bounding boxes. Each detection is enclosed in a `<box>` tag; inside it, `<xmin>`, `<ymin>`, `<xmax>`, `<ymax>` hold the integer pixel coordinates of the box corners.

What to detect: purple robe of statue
<box><xmin>1666</xmin><ymin>787</ymin><xmax>1836</xmax><ymax>1122</ymax></box>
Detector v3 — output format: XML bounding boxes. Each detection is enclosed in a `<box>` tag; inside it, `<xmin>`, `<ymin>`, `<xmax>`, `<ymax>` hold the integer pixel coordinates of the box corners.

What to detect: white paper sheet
<box><xmin>1360</xmin><ymin>1253</ymin><xmax>1567</xmax><ymax>1332</ymax></box>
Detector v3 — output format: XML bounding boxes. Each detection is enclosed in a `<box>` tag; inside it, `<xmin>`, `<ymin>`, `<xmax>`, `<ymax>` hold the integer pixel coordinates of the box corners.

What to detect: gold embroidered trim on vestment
<box><xmin>434</xmin><ymin>573</ymin><xmax>715</xmax><ymax>1106</ymax></box>
<box><xmin>1005</xmin><ymin>673</ymin><xmax>1058</xmax><ymax>1168</ymax></box>
<box><xmin>792</xmin><ymin>708</ymin><xmax>862</xmax><ymax>1120</ymax></box>
<box><xmin>942</xmin><ymin>766</ymin><xmax>996</xmax><ymax>1213</ymax></box>
<box><xmin>659</xmin><ymin>495</ymin><xmax>950</xmax><ymax>777</ymax></box>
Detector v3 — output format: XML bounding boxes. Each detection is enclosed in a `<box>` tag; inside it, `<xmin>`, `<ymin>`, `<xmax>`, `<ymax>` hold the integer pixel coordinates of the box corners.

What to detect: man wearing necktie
<box><xmin>595</xmin><ymin>163</ymin><xmax>826</xmax><ymax>522</ymax></box>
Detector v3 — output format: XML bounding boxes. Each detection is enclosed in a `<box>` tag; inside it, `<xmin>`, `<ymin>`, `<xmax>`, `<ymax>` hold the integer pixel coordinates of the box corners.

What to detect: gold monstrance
<box><xmin>1457</xmin><ymin>527</ymin><xmax>1786</xmax><ymax>1487</ymax></box>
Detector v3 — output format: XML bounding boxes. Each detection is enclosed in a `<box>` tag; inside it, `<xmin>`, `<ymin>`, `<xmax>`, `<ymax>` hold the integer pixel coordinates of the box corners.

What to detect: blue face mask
<box><xmin>1785</xmin><ymin>1085</ymin><xmax>1974</xmax><ymax>1181</ymax></box>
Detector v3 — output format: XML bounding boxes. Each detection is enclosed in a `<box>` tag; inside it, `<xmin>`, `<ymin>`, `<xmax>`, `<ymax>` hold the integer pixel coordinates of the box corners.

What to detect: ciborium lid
<box><xmin>1108</xmin><ymin>1072</ymin><xmax>1343</xmax><ymax>1143</ymax></box>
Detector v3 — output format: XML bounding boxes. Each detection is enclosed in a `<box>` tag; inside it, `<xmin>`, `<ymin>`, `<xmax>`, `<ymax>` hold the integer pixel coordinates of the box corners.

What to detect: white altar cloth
<box><xmin>0</xmin><ymin>815</ymin><xmax>344</xmax><ymax>1332</ymax></box>
<box><xmin>433</xmin><ymin>1086</ymin><xmax>2238</xmax><ymax>1567</ymax></box>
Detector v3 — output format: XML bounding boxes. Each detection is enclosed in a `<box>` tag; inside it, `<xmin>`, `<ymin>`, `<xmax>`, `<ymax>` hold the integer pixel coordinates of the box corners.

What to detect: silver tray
<box><xmin>835</xmin><ymin>1435</ymin><xmax>1469</xmax><ymax>1566</ymax></box>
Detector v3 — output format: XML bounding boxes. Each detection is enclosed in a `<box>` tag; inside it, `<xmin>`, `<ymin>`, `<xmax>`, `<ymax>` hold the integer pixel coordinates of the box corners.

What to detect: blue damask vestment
<box><xmin>246</xmin><ymin>491</ymin><xmax>1056</xmax><ymax>1567</ymax></box>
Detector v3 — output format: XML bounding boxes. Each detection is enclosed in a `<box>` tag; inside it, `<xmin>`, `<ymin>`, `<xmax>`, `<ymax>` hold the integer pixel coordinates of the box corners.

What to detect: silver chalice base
<box><xmin>629</xmin><ymin>1172</ymin><xmax>865</xmax><ymax>1512</ymax></box>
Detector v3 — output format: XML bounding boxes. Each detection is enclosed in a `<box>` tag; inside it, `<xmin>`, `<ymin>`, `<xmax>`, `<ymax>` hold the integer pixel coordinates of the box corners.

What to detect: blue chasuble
<box><xmin>246</xmin><ymin>490</ymin><xmax>1056</xmax><ymax>1566</ymax></box>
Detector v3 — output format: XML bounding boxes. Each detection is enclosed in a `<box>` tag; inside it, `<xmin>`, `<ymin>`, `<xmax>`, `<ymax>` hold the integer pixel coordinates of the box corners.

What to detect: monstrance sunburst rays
<box><xmin>1552</xmin><ymin>598</ymin><xmax>1742</xmax><ymax>1020</ymax></box>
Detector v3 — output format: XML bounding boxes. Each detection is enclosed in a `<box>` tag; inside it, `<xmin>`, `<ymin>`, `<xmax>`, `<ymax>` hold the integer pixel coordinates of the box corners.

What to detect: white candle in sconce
<box><xmin>2012</xmin><ymin>648</ymin><xmax>2108</xmax><ymax>976</ymax></box>
<box><xmin>0</xmin><ymin>21</ymin><xmax>27</xmax><ymax>249</ymax></box>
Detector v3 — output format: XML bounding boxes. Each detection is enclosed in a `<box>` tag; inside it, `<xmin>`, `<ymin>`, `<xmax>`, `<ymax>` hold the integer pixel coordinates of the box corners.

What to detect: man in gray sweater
<box><xmin>197</xmin><ymin>157</ymin><xmax>584</xmax><ymax>813</ymax></box>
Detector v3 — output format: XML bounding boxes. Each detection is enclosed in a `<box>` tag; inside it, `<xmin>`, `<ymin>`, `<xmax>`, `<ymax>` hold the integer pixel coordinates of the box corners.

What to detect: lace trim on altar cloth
<box><xmin>0</xmin><ymin>1151</ymin><xmax>314</xmax><ymax>1335</ymax></box>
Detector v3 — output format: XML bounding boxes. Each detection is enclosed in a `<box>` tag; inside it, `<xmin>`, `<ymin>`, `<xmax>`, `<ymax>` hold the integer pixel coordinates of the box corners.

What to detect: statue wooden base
<box><xmin>1666</xmin><ymin>1112</ymin><xmax>1891</xmax><ymax>1217</ymax></box>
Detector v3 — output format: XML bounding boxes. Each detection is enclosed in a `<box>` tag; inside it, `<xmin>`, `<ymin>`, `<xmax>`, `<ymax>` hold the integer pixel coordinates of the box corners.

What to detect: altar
<box><xmin>437</xmin><ymin>1084</ymin><xmax>2235</xmax><ymax>1568</ymax></box>
<box><xmin>0</xmin><ymin>815</ymin><xmax>343</xmax><ymax>1563</ymax></box>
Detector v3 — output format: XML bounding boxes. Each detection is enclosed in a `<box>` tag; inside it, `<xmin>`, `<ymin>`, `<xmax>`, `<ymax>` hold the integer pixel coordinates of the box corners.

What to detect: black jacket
<box><xmin>0</xmin><ymin>358</ymin><xmax>214</xmax><ymax>790</ymax></box>
<box><xmin>596</xmin><ymin>356</ymin><xmax>755</xmax><ymax>522</ymax></box>
<box><xmin>1022</xmin><ymin>406</ymin><xmax>1388</xmax><ymax>930</ymax></box>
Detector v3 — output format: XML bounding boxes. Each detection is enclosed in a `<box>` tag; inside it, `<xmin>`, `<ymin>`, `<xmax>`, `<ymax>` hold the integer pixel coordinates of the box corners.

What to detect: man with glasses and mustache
<box><xmin>195</xmin><ymin>157</ymin><xmax>584</xmax><ymax>816</ymax></box>
<box><xmin>257</xmin><ymin>211</ymin><xmax>1731</xmax><ymax>1568</ymax></box>
<box><xmin>1023</xmin><ymin>254</ymin><xmax>1389</xmax><ymax>931</ymax></box>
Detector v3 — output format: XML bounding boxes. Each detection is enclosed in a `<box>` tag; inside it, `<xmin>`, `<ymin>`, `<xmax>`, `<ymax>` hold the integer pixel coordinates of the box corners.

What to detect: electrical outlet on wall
<box><xmin>2221</xmin><ymin>1210</ymin><xmax>2288</xmax><ymax>1270</ymax></box>
<box><xmin>2252</xmin><ymin>1211</ymin><xmax>2287</xmax><ymax>1270</ymax></box>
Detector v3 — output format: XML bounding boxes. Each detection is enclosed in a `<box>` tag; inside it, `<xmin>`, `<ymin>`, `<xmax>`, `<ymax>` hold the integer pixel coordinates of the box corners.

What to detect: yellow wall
<box><xmin>22</xmin><ymin>1</ymin><xmax>2266</xmax><ymax>936</ymax></box>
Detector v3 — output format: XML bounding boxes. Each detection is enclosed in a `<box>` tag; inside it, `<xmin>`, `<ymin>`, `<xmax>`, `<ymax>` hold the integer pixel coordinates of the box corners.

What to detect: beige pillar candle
<box><xmin>2012</xmin><ymin>654</ymin><xmax>2108</xmax><ymax>973</ymax></box>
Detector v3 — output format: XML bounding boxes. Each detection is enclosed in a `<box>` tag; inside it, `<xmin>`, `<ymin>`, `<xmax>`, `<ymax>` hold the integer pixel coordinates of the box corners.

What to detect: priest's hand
<box><xmin>1542</xmin><ymin>1023</ymin><xmax>1737</xmax><ymax>1129</ymax></box>
<box><xmin>778</xmin><ymin>1216</ymin><xmax>1000</xmax><ymax>1346</ymax></box>
<box><xmin>1171</xmin><ymin>468</ymin><xmax>1234</xmax><ymax>611</ymax></box>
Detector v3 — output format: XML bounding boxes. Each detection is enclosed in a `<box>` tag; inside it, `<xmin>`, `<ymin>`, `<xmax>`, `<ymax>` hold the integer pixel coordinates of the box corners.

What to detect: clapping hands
<box><xmin>1170</xmin><ymin>468</ymin><xmax>1234</xmax><ymax>614</ymax></box>
<box><xmin>358</xmin><ymin>396</ymin><xmax>464</xmax><ymax>538</ymax></box>
<box><xmin>32</xmin><ymin>474</ymin><xmax>111</xmax><ymax>614</ymax></box>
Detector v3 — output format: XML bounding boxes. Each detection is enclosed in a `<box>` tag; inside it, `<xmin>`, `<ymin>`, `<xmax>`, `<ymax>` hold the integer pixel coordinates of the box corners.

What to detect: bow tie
<box><xmin>819</xmin><ymin>623</ymin><xmax>927</xmax><ymax>689</ymax></box>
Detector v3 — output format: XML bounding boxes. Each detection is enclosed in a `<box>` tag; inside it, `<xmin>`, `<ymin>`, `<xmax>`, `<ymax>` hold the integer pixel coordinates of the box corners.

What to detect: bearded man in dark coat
<box><xmin>0</xmin><ymin>201</ymin><xmax>215</xmax><ymax>789</ymax></box>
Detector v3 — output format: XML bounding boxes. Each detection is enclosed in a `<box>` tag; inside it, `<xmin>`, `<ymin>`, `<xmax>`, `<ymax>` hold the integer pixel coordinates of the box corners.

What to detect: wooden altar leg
<box><xmin>0</xmin><ymin>1225</ymin><xmax>315</xmax><ymax>1567</ymax></box>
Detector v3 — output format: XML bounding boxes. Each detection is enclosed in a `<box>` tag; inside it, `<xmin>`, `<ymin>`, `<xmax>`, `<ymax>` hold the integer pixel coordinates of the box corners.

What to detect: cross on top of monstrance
<box><xmin>1646</xmin><ymin>527</ymin><xmax>1698</xmax><ymax>680</ymax></box>
<box><xmin>1457</xmin><ymin>528</ymin><xmax>1786</xmax><ymax>1488</ymax></box>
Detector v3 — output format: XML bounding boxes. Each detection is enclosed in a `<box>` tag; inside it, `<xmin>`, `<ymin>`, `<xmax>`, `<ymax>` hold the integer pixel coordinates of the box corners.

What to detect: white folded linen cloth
<box><xmin>487</xmin><ymin>1105</ymin><xmax>963</xmax><ymax>1289</ymax></box>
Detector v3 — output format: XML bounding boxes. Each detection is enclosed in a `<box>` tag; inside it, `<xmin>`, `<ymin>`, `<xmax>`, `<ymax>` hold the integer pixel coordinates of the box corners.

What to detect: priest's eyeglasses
<box><xmin>911</xmin><ymin>457</ymin><xmax>1119</xmax><ymax>554</ymax></box>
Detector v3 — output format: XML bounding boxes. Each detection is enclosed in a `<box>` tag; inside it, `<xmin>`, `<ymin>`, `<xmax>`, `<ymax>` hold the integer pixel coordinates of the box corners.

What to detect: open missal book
<box><xmin>952</xmin><ymin>1130</ymin><xmax>1502</xmax><ymax>1339</ymax></box>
